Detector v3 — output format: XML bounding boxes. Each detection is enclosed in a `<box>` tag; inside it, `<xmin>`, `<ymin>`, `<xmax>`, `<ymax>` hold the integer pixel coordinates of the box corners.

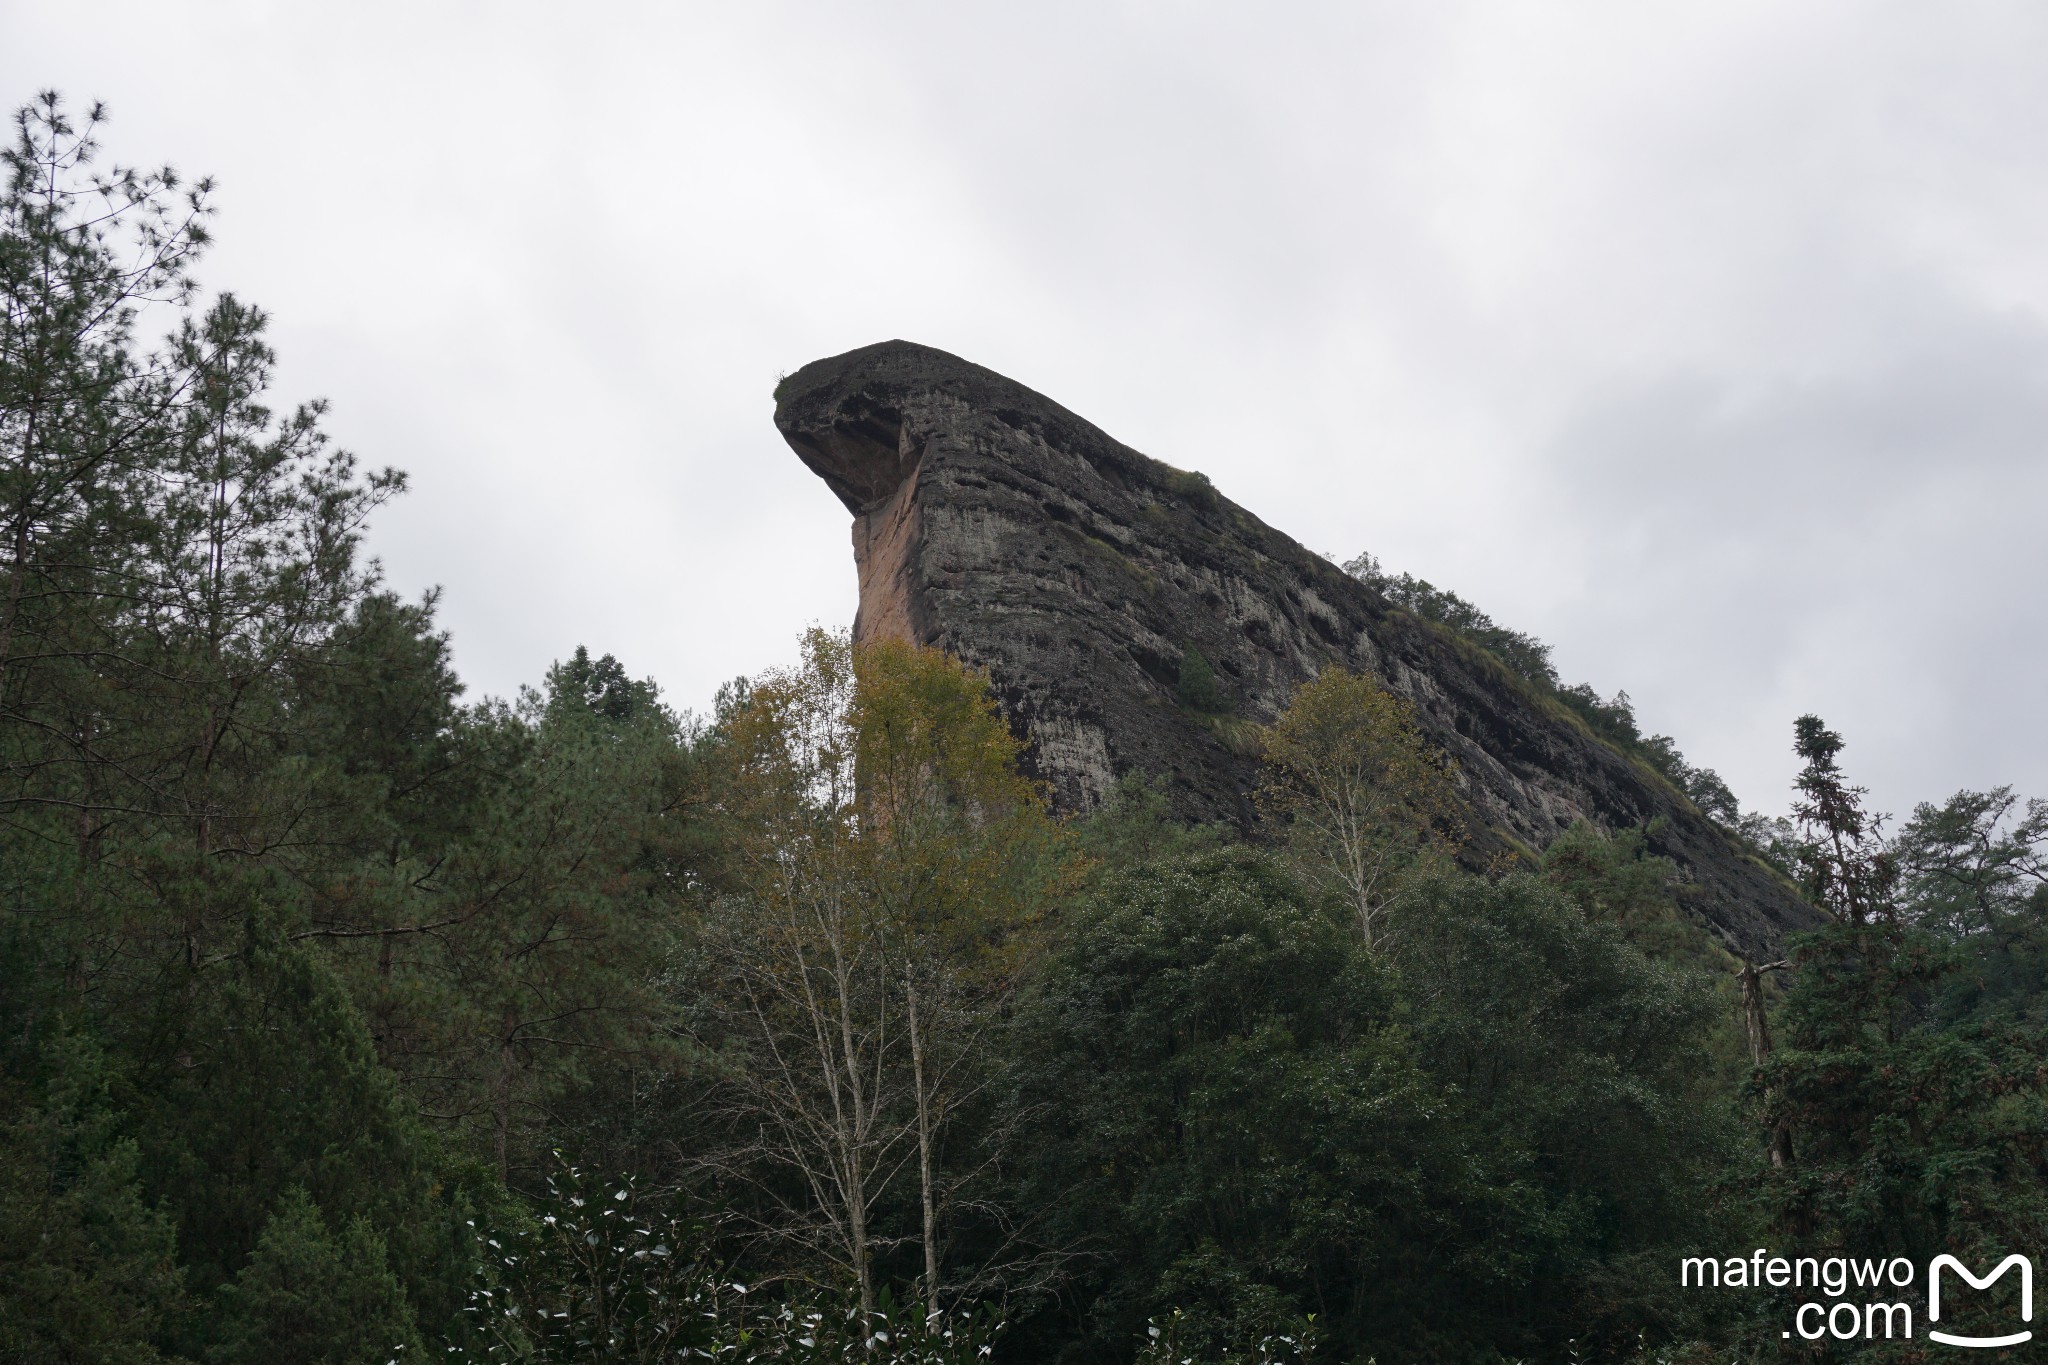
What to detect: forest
<box><xmin>4</xmin><ymin>94</ymin><xmax>2046</xmax><ymax>1365</ymax></box>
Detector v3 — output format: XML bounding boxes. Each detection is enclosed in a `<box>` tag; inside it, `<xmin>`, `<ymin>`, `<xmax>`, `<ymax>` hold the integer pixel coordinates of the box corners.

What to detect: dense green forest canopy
<box><xmin>4</xmin><ymin>94</ymin><xmax>2045</xmax><ymax>1364</ymax></box>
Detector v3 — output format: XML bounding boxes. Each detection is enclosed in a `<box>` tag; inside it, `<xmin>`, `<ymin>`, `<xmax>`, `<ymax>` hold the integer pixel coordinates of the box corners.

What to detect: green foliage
<box><xmin>1542</xmin><ymin>820</ymin><xmax>1683</xmax><ymax>932</ymax></box>
<box><xmin>0</xmin><ymin>1036</ymin><xmax>187</xmax><ymax>1364</ymax></box>
<box><xmin>1009</xmin><ymin>849</ymin><xmax>1737</xmax><ymax>1362</ymax></box>
<box><xmin>1341</xmin><ymin>552</ymin><xmax>1748</xmax><ymax>831</ymax></box>
<box><xmin>211</xmin><ymin>1187</ymin><xmax>423</xmax><ymax>1365</ymax></box>
<box><xmin>1541</xmin><ymin>820</ymin><xmax>1742</xmax><ymax>983</ymax></box>
<box><xmin>125</xmin><ymin>929</ymin><xmax>489</xmax><ymax>1325</ymax></box>
<box><xmin>1258</xmin><ymin>666</ymin><xmax>1458</xmax><ymax>950</ymax></box>
<box><xmin>1748</xmin><ymin>922</ymin><xmax>2048</xmax><ymax>1353</ymax></box>
<box><xmin>1344</xmin><ymin>551</ymin><xmax>1557</xmax><ymax>687</ymax></box>
<box><xmin>678</xmin><ymin>630</ymin><xmax>1074</xmax><ymax>1319</ymax></box>
<box><xmin>1893</xmin><ymin>786</ymin><xmax>2048</xmax><ymax>1028</ymax></box>
<box><xmin>1174</xmin><ymin>645</ymin><xmax>1230</xmax><ymax>714</ymax></box>
<box><xmin>1008</xmin><ymin>848</ymin><xmax>1417</xmax><ymax>1358</ymax></box>
<box><xmin>1638</xmin><ymin>735</ymin><xmax>1742</xmax><ymax>826</ymax></box>
<box><xmin>13</xmin><ymin>94</ymin><xmax>2048</xmax><ymax>1365</ymax></box>
<box><xmin>1162</xmin><ymin>467</ymin><xmax>1219</xmax><ymax>509</ymax></box>
<box><xmin>1895</xmin><ymin>785</ymin><xmax>2047</xmax><ymax>938</ymax></box>
<box><xmin>0</xmin><ymin>95</ymin><xmax>666</xmax><ymax>1354</ymax></box>
<box><xmin>376</xmin><ymin>673</ymin><xmax>683</xmax><ymax>1184</ymax></box>
<box><xmin>1136</xmin><ymin>1297</ymin><xmax>1319</xmax><ymax>1365</ymax></box>
<box><xmin>1786</xmin><ymin>714</ymin><xmax>1896</xmax><ymax>923</ymax></box>
<box><xmin>1398</xmin><ymin>871</ymin><xmax>1738</xmax><ymax>1256</ymax></box>
<box><xmin>547</xmin><ymin>645</ymin><xmax>657</xmax><ymax>724</ymax></box>
<box><xmin>1736</xmin><ymin>720</ymin><xmax>2048</xmax><ymax>1359</ymax></box>
<box><xmin>460</xmin><ymin>1159</ymin><xmax>1006</xmax><ymax>1364</ymax></box>
<box><xmin>1073</xmin><ymin>773</ymin><xmax>1230</xmax><ymax>875</ymax></box>
<box><xmin>462</xmin><ymin>1158</ymin><xmax>721</xmax><ymax>1361</ymax></box>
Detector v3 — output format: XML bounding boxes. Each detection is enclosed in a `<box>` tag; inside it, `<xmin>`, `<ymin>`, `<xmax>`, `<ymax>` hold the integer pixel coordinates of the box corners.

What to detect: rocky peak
<box><xmin>774</xmin><ymin>339</ymin><xmax>1816</xmax><ymax>957</ymax></box>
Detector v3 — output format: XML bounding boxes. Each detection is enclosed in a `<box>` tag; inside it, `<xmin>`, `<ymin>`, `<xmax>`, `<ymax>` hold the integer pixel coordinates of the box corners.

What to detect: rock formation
<box><xmin>774</xmin><ymin>339</ymin><xmax>1817</xmax><ymax>957</ymax></box>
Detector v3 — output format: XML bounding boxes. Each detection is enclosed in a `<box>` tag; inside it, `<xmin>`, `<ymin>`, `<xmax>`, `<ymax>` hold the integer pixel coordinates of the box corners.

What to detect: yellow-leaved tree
<box><xmin>693</xmin><ymin>628</ymin><xmax>1069</xmax><ymax>1319</ymax></box>
<box><xmin>1258</xmin><ymin>667</ymin><xmax>1461</xmax><ymax>951</ymax></box>
<box><xmin>851</xmin><ymin>636</ymin><xmax>1071</xmax><ymax>1316</ymax></box>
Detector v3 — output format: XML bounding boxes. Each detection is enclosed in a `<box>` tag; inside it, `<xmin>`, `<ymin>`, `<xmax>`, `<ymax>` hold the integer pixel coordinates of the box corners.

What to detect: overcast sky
<box><xmin>8</xmin><ymin>1</ymin><xmax>2045</xmax><ymax>821</ymax></box>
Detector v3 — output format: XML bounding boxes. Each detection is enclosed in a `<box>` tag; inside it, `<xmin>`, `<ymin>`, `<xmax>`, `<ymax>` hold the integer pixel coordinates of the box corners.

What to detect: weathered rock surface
<box><xmin>774</xmin><ymin>339</ymin><xmax>1818</xmax><ymax>957</ymax></box>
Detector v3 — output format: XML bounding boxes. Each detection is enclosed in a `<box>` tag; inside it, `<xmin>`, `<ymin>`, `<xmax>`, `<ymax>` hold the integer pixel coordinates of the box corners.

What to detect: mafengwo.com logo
<box><xmin>1683</xmin><ymin>1250</ymin><xmax>2033</xmax><ymax>1347</ymax></box>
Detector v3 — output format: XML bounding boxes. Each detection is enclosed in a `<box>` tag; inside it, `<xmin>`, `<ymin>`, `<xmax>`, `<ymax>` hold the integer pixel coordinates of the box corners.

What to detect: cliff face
<box><xmin>774</xmin><ymin>339</ymin><xmax>1818</xmax><ymax>957</ymax></box>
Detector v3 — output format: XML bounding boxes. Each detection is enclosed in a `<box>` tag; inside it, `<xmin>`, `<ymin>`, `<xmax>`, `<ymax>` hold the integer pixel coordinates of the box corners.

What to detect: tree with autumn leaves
<box><xmin>1256</xmin><ymin>666</ymin><xmax>1460</xmax><ymax>952</ymax></box>
<box><xmin>681</xmin><ymin>629</ymin><xmax>1073</xmax><ymax>1321</ymax></box>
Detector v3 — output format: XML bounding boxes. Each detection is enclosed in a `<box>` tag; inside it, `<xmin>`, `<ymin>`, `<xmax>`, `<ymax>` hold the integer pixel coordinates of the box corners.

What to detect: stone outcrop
<box><xmin>774</xmin><ymin>339</ymin><xmax>1818</xmax><ymax>957</ymax></box>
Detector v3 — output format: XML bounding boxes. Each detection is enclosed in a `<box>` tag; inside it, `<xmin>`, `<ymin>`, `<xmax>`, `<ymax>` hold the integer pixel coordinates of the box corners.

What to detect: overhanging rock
<box><xmin>774</xmin><ymin>338</ymin><xmax>1818</xmax><ymax>957</ymax></box>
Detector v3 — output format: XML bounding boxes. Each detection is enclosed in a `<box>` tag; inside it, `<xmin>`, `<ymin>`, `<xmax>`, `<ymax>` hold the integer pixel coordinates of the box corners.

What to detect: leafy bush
<box><xmin>1163</xmin><ymin>468</ymin><xmax>1220</xmax><ymax>509</ymax></box>
<box><xmin>1344</xmin><ymin>552</ymin><xmax>1557</xmax><ymax>686</ymax></box>
<box><xmin>1175</xmin><ymin>646</ymin><xmax>1231</xmax><ymax>714</ymax></box>
<box><xmin>458</xmin><ymin>1158</ymin><xmax>1003</xmax><ymax>1363</ymax></box>
<box><xmin>1136</xmin><ymin>1303</ymin><xmax>1319</xmax><ymax>1365</ymax></box>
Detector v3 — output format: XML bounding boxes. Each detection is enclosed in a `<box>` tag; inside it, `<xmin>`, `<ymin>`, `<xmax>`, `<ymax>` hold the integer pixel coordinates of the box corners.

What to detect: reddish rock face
<box><xmin>775</xmin><ymin>339</ymin><xmax>1817</xmax><ymax>957</ymax></box>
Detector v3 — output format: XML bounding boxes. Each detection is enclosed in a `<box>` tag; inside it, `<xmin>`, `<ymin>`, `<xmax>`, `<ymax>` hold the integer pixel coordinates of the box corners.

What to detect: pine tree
<box><xmin>1750</xmin><ymin>719</ymin><xmax>2048</xmax><ymax>1353</ymax></box>
<box><xmin>210</xmin><ymin>1187</ymin><xmax>422</xmax><ymax>1365</ymax></box>
<box><xmin>1788</xmin><ymin>714</ymin><xmax>1895</xmax><ymax>924</ymax></box>
<box><xmin>0</xmin><ymin>1035</ymin><xmax>186</xmax><ymax>1364</ymax></box>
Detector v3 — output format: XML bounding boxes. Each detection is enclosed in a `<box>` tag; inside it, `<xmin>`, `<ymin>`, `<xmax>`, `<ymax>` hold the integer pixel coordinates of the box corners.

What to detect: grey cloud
<box><xmin>1533</xmin><ymin>289</ymin><xmax>2048</xmax><ymax>815</ymax></box>
<box><xmin>6</xmin><ymin>0</ymin><xmax>2044</xmax><ymax>827</ymax></box>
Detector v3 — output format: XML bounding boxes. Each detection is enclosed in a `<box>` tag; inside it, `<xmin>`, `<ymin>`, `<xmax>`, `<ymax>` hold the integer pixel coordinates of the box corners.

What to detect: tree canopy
<box><xmin>6</xmin><ymin>93</ymin><xmax>2046</xmax><ymax>1365</ymax></box>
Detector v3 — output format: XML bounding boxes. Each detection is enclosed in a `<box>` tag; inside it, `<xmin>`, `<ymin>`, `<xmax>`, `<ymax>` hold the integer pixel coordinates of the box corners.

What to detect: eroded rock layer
<box><xmin>774</xmin><ymin>339</ymin><xmax>1816</xmax><ymax>957</ymax></box>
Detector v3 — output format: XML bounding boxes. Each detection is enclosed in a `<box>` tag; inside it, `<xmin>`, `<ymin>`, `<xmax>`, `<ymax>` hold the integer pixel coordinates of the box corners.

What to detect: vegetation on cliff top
<box><xmin>1342</xmin><ymin>550</ymin><xmax>1757</xmax><ymax>835</ymax></box>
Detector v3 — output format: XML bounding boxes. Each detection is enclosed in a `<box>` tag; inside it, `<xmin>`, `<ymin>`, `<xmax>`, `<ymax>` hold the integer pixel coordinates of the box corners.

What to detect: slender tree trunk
<box><xmin>0</xmin><ymin>516</ymin><xmax>32</xmax><ymax>702</ymax></box>
<box><xmin>1738</xmin><ymin>960</ymin><xmax>1774</xmax><ymax>1064</ymax></box>
<box><xmin>1739</xmin><ymin>959</ymin><xmax>1794</xmax><ymax>1167</ymax></box>
<box><xmin>69</xmin><ymin>718</ymin><xmax>95</xmax><ymax>996</ymax></box>
<box><xmin>493</xmin><ymin>1009</ymin><xmax>518</xmax><ymax>1184</ymax></box>
<box><xmin>848</xmin><ymin>1175</ymin><xmax>875</xmax><ymax>1322</ymax></box>
<box><xmin>822</xmin><ymin>902</ymin><xmax>879</xmax><ymax>1322</ymax></box>
<box><xmin>1768</xmin><ymin>1118</ymin><xmax>1795</xmax><ymax>1168</ymax></box>
<box><xmin>906</xmin><ymin>968</ymin><xmax>941</xmax><ymax>1321</ymax></box>
<box><xmin>0</xmin><ymin>383</ymin><xmax>46</xmax><ymax>703</ymax></box>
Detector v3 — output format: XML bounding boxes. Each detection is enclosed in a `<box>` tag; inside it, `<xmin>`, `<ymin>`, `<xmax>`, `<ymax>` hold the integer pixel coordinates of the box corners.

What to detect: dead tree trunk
<box><xmin>1738</xmin><ymin>958</ymin><xmax>1793</xmax><ymax>1168</ymax></box>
